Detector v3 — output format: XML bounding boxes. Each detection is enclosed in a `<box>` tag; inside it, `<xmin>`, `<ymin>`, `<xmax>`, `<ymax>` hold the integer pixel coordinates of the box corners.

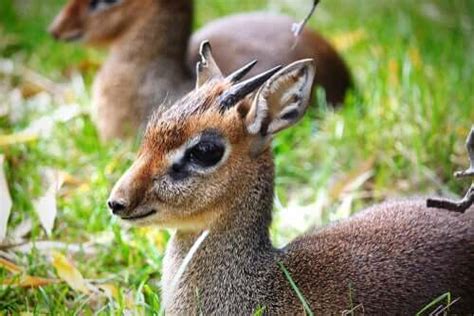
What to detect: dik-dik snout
<box><xmin>108</xmin><ymin>42</ymin><xmax>315</xmax><ymax>230</ymax></box>
<box><xmin>108</xmin><ymin>154</ymin><xmax>155</xmax><ymax>219</ymax></box>
<box><xmin>48</xmin><ymin>0</ymin><xmax>141</xmax><ymax>45</ymax></box>
<box><xmin>107</xmin><ymin>129</ymin><xmax>233</xmax><ymax>228</ymax></box>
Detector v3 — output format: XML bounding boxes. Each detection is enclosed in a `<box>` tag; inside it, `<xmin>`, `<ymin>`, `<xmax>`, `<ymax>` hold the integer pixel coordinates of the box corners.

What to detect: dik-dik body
<box><xmin>49</xmin><ymin>0</ymin><xmax>352</xmax><ymax>141</ymax></box>
<box><xmin>107</xmin><ymin>43</ymin><xmax>474</xmax><ymax>314</ymax></box>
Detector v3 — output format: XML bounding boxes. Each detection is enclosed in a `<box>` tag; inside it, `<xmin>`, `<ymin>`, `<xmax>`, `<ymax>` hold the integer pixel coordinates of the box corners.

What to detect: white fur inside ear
<box><xmin>246</xmin><ymin>98</ymin><xmax>268</xmax><ymax>135</ymax></box>
<box><xmin>246</xmin><ymin>60</ymin><xmax>314</xmax><ymax>136</ymax></box>
<box><xmin>267</xmin><ymin>74</ymin><xmax>310</xmax><ymax>133</ymax></box>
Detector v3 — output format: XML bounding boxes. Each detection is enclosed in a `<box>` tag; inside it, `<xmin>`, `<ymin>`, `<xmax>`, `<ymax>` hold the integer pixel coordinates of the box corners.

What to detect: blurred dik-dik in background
<box><xmin>49</xmin><ymin>0</ymin><xmax>352</xmax><ymax>141</ymax></box>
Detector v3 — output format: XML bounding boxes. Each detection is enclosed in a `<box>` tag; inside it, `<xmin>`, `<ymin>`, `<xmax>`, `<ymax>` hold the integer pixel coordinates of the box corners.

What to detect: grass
<box><xmin>0</xmin><ymin>0</ymin><xmax>473</xmax><ymax>313</ymax></box>
<box><xmin>416</xmin><ymin>292</ymin><xmax>453</xmax><ymax>316</ymax></box>
<box><xmin>277</xmin><ymin>262</ymin><xmax>313</xmax><ymax>315</ymax></box>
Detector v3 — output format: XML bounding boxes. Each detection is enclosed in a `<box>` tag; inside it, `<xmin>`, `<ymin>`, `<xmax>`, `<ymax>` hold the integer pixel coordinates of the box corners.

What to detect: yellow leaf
<box><xmin>0</xmin><ymin>133</ymin><xmax>38</xmax><ymax>146</ymax></box>
<box><xmin>60</xmin><ymin>171</ymin><xmax>82</xmax><ymax>186</ymax></box>
<box><xmin>138</xmin><ymin>227</ymin><xmax>168</xmax><ymax>252</ymax></box>
<box><xmin>52</xmin><ymin>251</ymin><xmax>90</xmax><ymax>294</ymax></box>
<box><xmin>332</xmin><ymin>29</ymin><xmax>367</xmax><ymax>51</ymax></box>
<box><xmin>77</xmin><ymin>182</ymin><xmax>91</xmax><ymax>193</ymax></box>
<box><xmin>0</xmin><ymin>257</ymin><xmax>22</xmax><ymax>274</ymax></box>
<box><xmin>97</xmin><ymin>283</ymin><xmax>119</xmax><ymax>301</ymax></box>
<box><xmin>409</xmin><ymin>47</ymin><xmax>422</xmax><ymax>70</ymax></box>
<box><xmin>388</xmin><ymin>58</ymin><xmax>399</xmax><ymax>87</ymax></box>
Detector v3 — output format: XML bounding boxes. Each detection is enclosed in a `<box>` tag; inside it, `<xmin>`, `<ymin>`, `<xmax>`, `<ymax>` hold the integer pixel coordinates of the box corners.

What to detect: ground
<box><xmin>0</xmin><ymin>0</ymin><xmax>473</xmax><ymax>314</ymax></box>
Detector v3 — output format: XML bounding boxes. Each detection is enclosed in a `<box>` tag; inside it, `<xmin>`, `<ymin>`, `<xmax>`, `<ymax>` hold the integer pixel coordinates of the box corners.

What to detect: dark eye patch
<box><xmin>186</xmin><ymin>131</ymin><xmax>225</xmax><ymax>168</ymax></box>
<box><xmin>167</xmin><ymin>130</ymin><xmax>226</xmax><ymax>180</ymax></box>
<box><xmin>187</xmin><ymin>140</ymin><xmax>225</xmax><ymax>168</ymax></box>
<box><xmin>169</xmin><ymin>160</ymin><xmax>189</xmax><ymax>181</ymax></box>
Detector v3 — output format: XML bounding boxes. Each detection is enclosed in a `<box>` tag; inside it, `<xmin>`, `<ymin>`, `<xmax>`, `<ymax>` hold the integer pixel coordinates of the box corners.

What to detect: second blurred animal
<box><xmin>49</xmin><ymin>0</ymin><xmax>352</xmax><ymax>141</ymax></box>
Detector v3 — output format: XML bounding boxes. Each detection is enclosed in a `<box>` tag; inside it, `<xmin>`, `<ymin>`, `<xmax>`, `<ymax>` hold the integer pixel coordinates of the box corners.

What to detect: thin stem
<box><xmin>454</xmin><ymin>127</ymin><xmax>474</xmax><ymax>178</ymax></box>
<box><xmin>427</xmin><ymin>185</ymin><xmax>474</xmax><ymax>213</ymax></box>
<box><xmin>291</xmin><ymin>0</ymin><xmax>321</xmax><ymax>37</ymax></box>
<box><xmin>427</xmin><ymin>127</ymin><xmax>474</xmax><ymax>213</ymax></box>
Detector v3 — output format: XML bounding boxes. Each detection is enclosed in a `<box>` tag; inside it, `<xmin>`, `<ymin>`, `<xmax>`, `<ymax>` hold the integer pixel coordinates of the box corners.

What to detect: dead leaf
<box><xmin>329</xmin><ymin>158</ymin><xmax>375</xmax><ymax>200</ymax></box>
<box><xmin>0</xmin><ymin>155</ymin><xmax>12</xmax><ymax>241</ymax></box>
<box><xmin>21</xmin><ymin>67</ymin><xmax>63</xmax><ymax>96</ymax></box>
<box><xmin>33</xmin><ymin>169</ymin><xmax>65</xmax><ymax>236</ymax></box>
<box><xmin>20</xmin><ymin>81</ymin><xmax>45</xmax><ymax>99</ymax></box>
<box><xmin>52</xmin><ymin>251</ymin><xmax>91</xmax><ymax>295</ymax></box>
<box><xmin>23</xmin><ymin>104</ymin><xmax>82</xmax><ymax>137</ymax></box>
<box><xmin>97</xmin><ymin>283</ymin><xmax>120</xmax><ymax>301</ymax></box>
<box><xmin>0</xmin><ymin>257</ymin><xmax>58</xmax><ymax>288</ymax></box>
<box><xmin>2</xmin><ymin>275</ymin><xmax>59</xmax><ymax>288</ymax></box>
<box><xmin>10</xmin><ymin>218</ymin><xmax>33</xmax><ymax>240</ymax></box>
<box><xmin>0</xmin><ymin>257</ymin><xmax>22</xmax><ymax>274</ymax></box>
<box><xmin>331</xmin><ymin>193</ymin><xmax>355</xmax><ymax>221</ymax></box>
<box><xmin>8</xmin><ymin>241</ymin><xmax>78</xmax><ymax>253</ymax></box>
<box><xmin>33</xmin><ymin>188</ymin><xmax>57</xmax><ymax>236</ymax></box>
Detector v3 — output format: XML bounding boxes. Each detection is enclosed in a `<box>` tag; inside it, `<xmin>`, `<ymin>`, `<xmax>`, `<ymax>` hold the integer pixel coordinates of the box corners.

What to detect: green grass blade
<box><xmin>277</xmin><ymin>261</ymin><xmax>314</xmax><ymax>316</ymax></box>
<box><xmin>415</xmin><ymin>292</ymin><xmax>451</xmax><ymax>316</ymax></box>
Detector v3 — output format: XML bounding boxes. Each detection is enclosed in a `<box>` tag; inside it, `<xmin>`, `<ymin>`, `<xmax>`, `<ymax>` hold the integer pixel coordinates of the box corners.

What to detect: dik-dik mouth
<box><xmin>62</xmin><ymin>31</ymin><xmax>83</xmax><ymax>42</ymax></box>
<box><xmin>120</xmin><ymin>209</ymin><xmax>157</xmax><ymax>221</ymax></box>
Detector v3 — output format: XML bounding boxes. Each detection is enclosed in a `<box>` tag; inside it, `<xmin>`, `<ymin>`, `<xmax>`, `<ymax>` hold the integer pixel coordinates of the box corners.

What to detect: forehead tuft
<box><xmin>142</xmin><ymin>81</ymin><xmax>246</xmax><ymax>154</ymax></box>
<box><xmin>162</xmin><ymin>81</ymin><xmax>228</xmax><ymax>121</ymax></box>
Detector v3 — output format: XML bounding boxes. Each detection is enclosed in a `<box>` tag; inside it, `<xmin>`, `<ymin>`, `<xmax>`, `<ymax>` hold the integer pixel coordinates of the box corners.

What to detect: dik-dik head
<box><xmin>48</xmin><ymin>0</ymin><xmax>152</xmax><ymax>45</ymax></box>
<box><xmin>108</xmin><ymin>42</ymin><xmax>315</xmax><ymax>230</ymax></box>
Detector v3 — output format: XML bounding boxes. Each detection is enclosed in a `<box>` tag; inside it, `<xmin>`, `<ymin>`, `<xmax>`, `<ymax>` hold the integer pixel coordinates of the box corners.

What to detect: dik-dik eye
<box><xmin>89</xmin><ymin>0</ymin><xmax>122</xmax><ymax>12</ymax></box>
<box><xmin>168</xmin><ymin>130</ymin><xmax>228</xmax><ymax>180</ymax></box>
<box><xmin>188</xmin><ymin>141</ymin><xmax>225</xmax><ymax>168</ymax></box>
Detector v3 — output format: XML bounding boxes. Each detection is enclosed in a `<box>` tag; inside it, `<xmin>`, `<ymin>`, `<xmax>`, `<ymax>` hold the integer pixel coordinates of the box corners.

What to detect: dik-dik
<box><xmin>49</xmin><ymin>0</ymin><xmax>352</xmax><ymax>141</ymax></box>
<box><xmin>107</xmin><ymin>43</ymin><xmax>474</xmax><ymax>314</ymax></box>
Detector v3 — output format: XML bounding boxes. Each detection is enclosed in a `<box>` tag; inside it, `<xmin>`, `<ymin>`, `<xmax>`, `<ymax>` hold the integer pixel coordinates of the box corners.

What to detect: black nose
<box><xmin>107</xmin><ymin>199</ymin><xmax>127</xmax><ymax>215</ymax></box>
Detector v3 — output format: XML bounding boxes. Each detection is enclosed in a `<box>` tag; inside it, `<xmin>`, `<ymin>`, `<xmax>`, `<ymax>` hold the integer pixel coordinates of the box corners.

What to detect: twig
<box><xmin>292</xmin><ymin>0</ymin><xmax>320</xmax><ymax>37</ymax></box>
<box><xmin>454</xmin><ymin>127</ymin><xmax>474</xmax><ymax>178</ymax></box>
<box><xmin>427</xmin><ymin>127</ymin><xmax>474</xmax><ymax>213</ymax></box>
<box><xmin>427</xmin><ymin>185</ymin><xmax>474</xmax><ymax>213</ymax></box>
<box><xmin>291</xmin><ymin>0</ymin><xmax>320</xmax><ymax>49</ymax></box>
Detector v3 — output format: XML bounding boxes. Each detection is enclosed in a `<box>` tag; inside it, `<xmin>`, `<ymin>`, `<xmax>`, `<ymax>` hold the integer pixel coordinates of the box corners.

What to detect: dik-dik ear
<box><xmin>245</xmin><ymin>59</ymin><xmax>315</xmax><ymax>137</ymax></box>
<box><xmin>196</xmin><ymin>41</ymin><xmax>223</xmax><ymax>88</ymax></box>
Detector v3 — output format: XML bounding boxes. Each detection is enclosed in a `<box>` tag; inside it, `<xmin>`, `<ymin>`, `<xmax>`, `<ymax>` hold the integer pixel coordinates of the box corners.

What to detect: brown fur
<box><xmin>108</xmin><ymin>66</ymin><xmax>474</xmax><ymax>314</ymax></box>
<box><xmin>188</xmin><ymin>13</ymin><xmax>352</xmax><ymax>105</ymax></box>
<box><xmin>49</xmin><ymin>0</ymin><xmax>352</xmax><ymax>141</ymax></box>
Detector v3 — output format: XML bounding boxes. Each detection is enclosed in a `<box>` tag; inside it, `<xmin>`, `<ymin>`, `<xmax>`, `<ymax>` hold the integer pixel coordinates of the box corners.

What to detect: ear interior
<box><xmin>196</xmin><ymin>40</ymin><xmax>223</xmax><ymax>88</ymax></box>
<box><xmin>245</xmin><ymin>59</ymin><xmax>316</xmax><ymax>136</ymax></box>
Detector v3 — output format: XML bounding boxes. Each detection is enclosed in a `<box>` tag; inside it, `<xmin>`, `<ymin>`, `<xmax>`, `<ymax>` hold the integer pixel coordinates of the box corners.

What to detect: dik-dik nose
<box><xmin>107</xmin><ymin>199</ymin><xmax>128</xmax><ymax>215</ymax></box>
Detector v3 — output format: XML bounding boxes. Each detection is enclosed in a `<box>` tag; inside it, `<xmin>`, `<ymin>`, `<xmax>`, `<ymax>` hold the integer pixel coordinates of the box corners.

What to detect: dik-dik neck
<box><xmin>173</xmin><ymin>154</ymin><xmax>275</xmax><ymax>255</ymax></box>
<box><xmin>164</xmin><ymin>154</ymin><xmax>277</xmax><ymax>310</ymax></box>
<box><xmin>163</xmin><ymin>163</ymin><xmax>277</xmax><ymax>314</ymax></box>
<box><xmin>109</xmin><ymin>0</ymin><xmax>193</xmax><ymax>70</ymax></box>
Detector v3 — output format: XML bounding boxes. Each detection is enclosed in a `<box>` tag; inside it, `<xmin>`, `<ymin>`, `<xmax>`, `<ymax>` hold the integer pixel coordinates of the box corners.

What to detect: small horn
<box><xmin>226</xmin><ymin>60</ymin><xmax>258</xmax><ymax>83</ymax></box>
<box><xmin>196</xmin><ymin>40</ymin><xmax>223</xmax><ymax>88</ymax></box>
<box><xmin>219</xmin><ymin>65</ymin><xmax>282</xmax><ymax>110</ymax></box>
